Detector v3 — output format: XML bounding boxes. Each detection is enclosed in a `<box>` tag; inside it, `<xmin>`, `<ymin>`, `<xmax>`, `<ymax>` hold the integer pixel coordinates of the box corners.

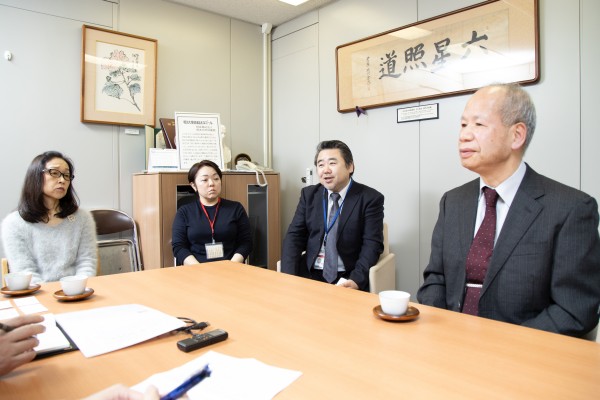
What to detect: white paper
<box><xmin>0</xmin><ymin>300</ymin><xmax>12</xmax><ymax>310</ymax></box>
<box><xmin>175</xmin><ymin>112</ymin><xmax>224</xmax><ymax>170</ymax></box>
<box><xmin>0</xmin><ymin>308</ymin><xmax>19</xmax><ymax>319</ymax></box>
<box><xmin>132</xmin><ymin>351</ymin><xmax>302</xmax><ymax>400</ymax></box>
<box><xmin>34</xmin><ymin>314</ymin><xmax>71</xmax><ymax>354</ymax></box>
<box><xmin>147</xmin><ymin>148</ymin><xmax>179</xmax><ymax>172</ymax></box>
<box><xmin>13</xmin><ymin>296</ymin><xmax>40</xmax><ymax>306</ymax></box>
<box><xmin>13</xmin><ymin>296</ymin><xmax>47</xmax><ymax>314</ymax></box>
<box><xmin>55</xmin><ymin>304</ymin><xmax>185</xmax><ymax>357</ymax></box>
<box><xmin>19</xmin><ymin>303</ymin><xmax>48</xmax><ymax>314</ymax></box>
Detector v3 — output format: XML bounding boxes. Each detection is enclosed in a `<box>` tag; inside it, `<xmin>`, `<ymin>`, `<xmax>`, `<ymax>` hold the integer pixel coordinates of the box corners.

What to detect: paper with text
<box><xmin>55</xmin><ymin>304</ymin><xmax>185</xmax><ymax>357</ymax></box>
<box><xmin>174</xmin><ymin>112</ymin><xmax>223</xmax><ymax>170</ymax></box>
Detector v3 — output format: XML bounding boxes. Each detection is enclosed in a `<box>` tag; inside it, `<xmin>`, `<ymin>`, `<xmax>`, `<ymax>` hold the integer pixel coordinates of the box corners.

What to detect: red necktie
<box><xmin>462</xmin><ymin>187</ymin><xmax>499</xmax><ymax>315</ymax></box>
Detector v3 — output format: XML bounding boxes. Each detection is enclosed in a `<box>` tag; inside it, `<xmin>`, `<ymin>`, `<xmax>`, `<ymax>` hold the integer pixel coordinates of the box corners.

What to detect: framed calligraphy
<box><xmin>335</xmin><ymin>0</ymin><xmax>539</xmax><ymax>113</ymax></box>
<box><xmin>81</xmin><ymin>25</ymin><xmax>157</xmax><ymax>126</ymax></box>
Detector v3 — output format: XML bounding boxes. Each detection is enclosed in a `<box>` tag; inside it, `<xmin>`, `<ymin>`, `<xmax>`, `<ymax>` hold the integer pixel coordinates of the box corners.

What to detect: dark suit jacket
<box><xmin>418</xmin><ymin>165</ymin><xmax>600</xmax><ymax>337</ymax></box>
<box><xmin>281</xmin><ymin>180</ymin><xmax>384</xmax><ymax>291</ymax></box>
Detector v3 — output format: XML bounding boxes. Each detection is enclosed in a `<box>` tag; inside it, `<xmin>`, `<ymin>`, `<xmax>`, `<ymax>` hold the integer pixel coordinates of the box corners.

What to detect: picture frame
<box><xmin>81</xmin><ymin>25</ymin><xmax>157</xmax><ymax>126</ymax></box>
<box><xmin>335</xmin><ymin>0</ymin><xmax>539</xmax><ymax>113</ymax></box>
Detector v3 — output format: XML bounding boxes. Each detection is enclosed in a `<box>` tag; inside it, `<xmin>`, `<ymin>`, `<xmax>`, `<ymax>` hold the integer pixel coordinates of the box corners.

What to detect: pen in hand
<box><xmin>160</xmin><ymin>364</ymin><xmax>211</xmax><ymax>400</ymax></box>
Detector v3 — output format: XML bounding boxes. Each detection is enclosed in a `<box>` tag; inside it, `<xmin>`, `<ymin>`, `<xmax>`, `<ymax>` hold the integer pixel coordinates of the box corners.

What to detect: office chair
<box><xmin>90</xmin><ymin>209</ymin><xmax>142</xmax><ymax>274</ymax></box>
<box><xmin>276</xmin><ymin>222</ymin><xmax>396</xmax><ymax>294</ymax></box>
<box><xmin>368</xmin><ymin>222</ymin><xmax>396</xmax><ymax>294</ymax></box>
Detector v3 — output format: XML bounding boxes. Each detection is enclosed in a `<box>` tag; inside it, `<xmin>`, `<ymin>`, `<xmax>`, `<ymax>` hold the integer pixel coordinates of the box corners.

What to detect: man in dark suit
<box><xmin>281</xmin><ymin>140</ymin><xmax>384</xmax><ymax>291</ymax></box>
<box><xmin>417</xmin><ymin>83</ymin><xmax>600</xmax><ymax>337</ymax></box>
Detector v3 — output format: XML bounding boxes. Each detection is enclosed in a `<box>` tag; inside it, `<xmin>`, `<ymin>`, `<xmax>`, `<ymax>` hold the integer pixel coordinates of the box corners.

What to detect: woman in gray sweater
<box><xmin>1</xmin><ymin>151</ymin><xmax>97</xmax><ymax>284</ymax></box>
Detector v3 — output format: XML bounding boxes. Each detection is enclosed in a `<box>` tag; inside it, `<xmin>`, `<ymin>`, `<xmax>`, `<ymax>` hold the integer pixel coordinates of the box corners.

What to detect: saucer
<box><xmin>1</xmin><ymin>284</ymin><xmax>42</xmax><ymax>296</ymax></box>
<box><xmin>53</xmin><ymin>287</ymin><xmax>94</xmax><ymax>301</ymax></box>
<box><xmin>373</xmin><ymin>305</ymin><xmax>420</xmax><ymax>322</ymax></box>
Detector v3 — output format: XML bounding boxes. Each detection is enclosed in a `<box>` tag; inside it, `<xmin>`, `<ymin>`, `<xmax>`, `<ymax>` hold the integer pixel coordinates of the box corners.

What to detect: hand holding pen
<box><xmin>0</xmin><ymin>314</ymin><xmax>45</xmax><ymax>376</ymax></box>
<box><xmin>87</xmin><ymin>364</ymin><xmax>213</xmax><ymax>400</ymax></box>
<box><xmin>161</xmin><ymin>364</ymin><xmax>212</xmax><ymax>400</ymax></box>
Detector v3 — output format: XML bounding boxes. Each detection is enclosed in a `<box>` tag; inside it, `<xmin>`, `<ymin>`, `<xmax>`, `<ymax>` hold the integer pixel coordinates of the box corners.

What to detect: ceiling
<box><xmin>164</xmin><ymin>0</ymin><xmax>336</xmax><ymax>27</ymax></box>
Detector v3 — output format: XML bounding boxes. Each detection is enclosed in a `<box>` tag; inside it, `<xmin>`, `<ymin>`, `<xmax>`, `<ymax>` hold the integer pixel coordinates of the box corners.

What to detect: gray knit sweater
<box><xmin>1</xmin><ymin>209</ymin><xmax>97</xmax><ymax>284</ymax></box>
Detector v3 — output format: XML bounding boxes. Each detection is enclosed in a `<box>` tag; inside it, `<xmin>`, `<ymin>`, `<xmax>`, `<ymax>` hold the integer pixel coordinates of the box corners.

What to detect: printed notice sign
<box><xmin>397</xmin><ymin>104</ymin><xmax>439</xmax><ymax>123</ymax></box>
<box><xmin>174</xmin><ymin>112</ymin><xmax>224</xmax><ymax>170</ymax></box>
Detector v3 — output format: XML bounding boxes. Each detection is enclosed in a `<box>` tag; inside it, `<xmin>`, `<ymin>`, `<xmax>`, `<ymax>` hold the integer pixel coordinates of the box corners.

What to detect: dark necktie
<box><xmin>462</xmin><ymin>187</ymin><xmax>499</xmax><ymax>316</ymax></box>
<box><xmin>323</xmin><ymin>192</ymin><xmax>341</xmax><ymax>283</ymax></box>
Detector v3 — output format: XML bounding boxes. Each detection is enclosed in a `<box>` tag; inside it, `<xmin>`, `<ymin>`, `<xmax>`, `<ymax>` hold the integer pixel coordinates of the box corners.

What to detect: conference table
<box><xmin>1</xmin><ymin>261</ymin><xmax>599</xmax><ymax>399</ymax></box>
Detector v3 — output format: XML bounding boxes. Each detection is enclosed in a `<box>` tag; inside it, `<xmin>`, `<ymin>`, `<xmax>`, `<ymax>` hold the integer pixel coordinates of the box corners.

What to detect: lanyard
<box><xmin>322</xmin><ymin>179</ymin><xmax>352</xmax><ymax>240</ymax></box>
<box><xmin>200</xmin><ymin>198</ymin><xmax>221</xmax><ymax>243</ymax></box>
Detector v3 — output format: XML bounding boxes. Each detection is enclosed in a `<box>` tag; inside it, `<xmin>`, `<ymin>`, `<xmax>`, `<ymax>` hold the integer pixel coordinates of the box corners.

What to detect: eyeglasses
<box><xmin>43</xmin><ymin>168</ymin><xmax>74</xmax><ymax>181</ymax></box>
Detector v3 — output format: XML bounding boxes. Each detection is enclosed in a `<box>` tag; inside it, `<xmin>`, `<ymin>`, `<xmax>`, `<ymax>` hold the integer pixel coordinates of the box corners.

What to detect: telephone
<box><xmin>235</xmin><ymin>160</ymin><xmax>272</xmax><ymax>172</ymax></box>
<box><xmin>235</xmin><ymin>160</ymin><xmax>271</xmax><ymax>187</ymax></box>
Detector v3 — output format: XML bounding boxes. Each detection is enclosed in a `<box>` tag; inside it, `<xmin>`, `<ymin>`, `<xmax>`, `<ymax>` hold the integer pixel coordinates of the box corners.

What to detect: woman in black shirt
<box><xmin>172</xmin><ymin>160</ymin><xmax>252</xmax><ymax>265</ymax></box>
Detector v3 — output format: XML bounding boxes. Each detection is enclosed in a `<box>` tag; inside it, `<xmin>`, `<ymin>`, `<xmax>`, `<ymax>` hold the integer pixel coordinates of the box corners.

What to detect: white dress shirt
<box><xmin>474</xmin><ymin>161</ymin><xmax>527</xmax><ymax>243</ymax></box>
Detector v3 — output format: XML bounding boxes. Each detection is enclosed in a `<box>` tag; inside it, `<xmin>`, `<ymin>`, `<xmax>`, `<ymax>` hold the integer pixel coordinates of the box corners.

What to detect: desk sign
<box><xmin>147</xmin><ymin>148</ymin><xmax>179</xmax><ymax>172</ymax></box>
<box><xmin>397</xmin><ymin>103</ymin><xmax>439</xmax><ymax>123</ymax></box>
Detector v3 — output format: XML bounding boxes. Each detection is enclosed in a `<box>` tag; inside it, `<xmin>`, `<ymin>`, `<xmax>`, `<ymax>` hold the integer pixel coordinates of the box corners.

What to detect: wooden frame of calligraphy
<box><xmin>335</xmin><ymin>0</ymin><xmax>539</xmax><ymax>113</ymax></box>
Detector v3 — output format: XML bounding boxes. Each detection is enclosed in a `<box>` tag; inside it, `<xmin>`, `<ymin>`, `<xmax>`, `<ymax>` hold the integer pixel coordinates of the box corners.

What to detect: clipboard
<box><xmin>159</xmin><ymin>118</ymin><xmax>177</xmax><ymax>149</ymax></box>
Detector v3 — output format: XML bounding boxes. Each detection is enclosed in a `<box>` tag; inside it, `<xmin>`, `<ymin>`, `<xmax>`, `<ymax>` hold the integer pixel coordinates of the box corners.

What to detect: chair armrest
<box><xmin>369</xmin><ymin>253</ymin><xmax>396</xmax><ymax>294</ymax></box>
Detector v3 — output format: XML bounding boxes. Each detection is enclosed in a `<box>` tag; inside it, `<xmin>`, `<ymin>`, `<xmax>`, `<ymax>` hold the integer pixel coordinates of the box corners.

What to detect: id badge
<box><xmin>314</xmin><ymin>251</ymin><xmax>325</xmax><ymax>269</ymax></box>
<box><xmin>205</xmin><ymin>242</ymin><xmax>224</xmax><ymax>259</ymax></box>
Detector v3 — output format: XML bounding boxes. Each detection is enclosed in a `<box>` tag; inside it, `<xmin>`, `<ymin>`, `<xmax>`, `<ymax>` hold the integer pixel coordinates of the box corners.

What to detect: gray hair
<box><xmin>486</xmin><ymin>83</ymin><xmax>537</xmax><ymax>151</ymax></box>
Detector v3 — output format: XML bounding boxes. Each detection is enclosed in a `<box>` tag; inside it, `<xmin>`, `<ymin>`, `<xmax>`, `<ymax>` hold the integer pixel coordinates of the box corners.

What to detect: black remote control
<box><xmin>177</xmin><ymin>329</ymin><xmax>228</xmax><ymax>352</ymax></box>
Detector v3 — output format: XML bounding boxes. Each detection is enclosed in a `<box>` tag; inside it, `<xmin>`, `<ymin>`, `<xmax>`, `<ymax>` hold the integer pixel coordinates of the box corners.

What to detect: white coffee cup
<box><xmin>5</xmin><ymin>272</ymin><xmax>33</xmax><ymax>291</ymax></box>
<box><xmin>60</xmin><ymin>275</ymin><xmax>88</xmax><ymax>296</ymax></box>
<box><xmin>379</xmin><ymin>290</ymin><xmax>411</xmax><ymax>316</ymax></box>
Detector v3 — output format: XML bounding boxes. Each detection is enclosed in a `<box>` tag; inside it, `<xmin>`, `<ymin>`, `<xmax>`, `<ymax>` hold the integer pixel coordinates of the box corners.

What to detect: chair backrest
<box><xmin>91</xmin><ymin>209</ymin><xmax>135</xmax><ymax>235</ymax></box>
<box><xmin>90</xmin><ymin>209</ymin><xmax>142</xmax><ymax>274</ymax></box>
<box><xmin>1</xmin><ymin>258</ymin><xmax>8</xmax><ymax>288</ymax></box>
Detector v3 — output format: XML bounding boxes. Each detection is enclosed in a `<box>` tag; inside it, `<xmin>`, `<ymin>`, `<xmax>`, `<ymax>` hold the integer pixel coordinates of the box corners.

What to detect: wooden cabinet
<box><xmin>132</xmin><ymin>171</ymin><xmax>280</xmax><ymax>270</ymax></box>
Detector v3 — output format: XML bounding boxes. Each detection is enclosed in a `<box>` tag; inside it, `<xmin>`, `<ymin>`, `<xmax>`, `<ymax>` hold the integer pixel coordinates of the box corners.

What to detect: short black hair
<box><xmin>188</xmin><ymin>160</ymin><xmax>223</xmax><ymax>183</ymax></box>
<box><xmin>314</xmin><ymin>140</ymin><xmax>354</xmax><ymax>176</ymax></box>
<box><xmin>18</xmin><ymin>151</ymin><xmax>79</xmax><ymax>223</ymax></box>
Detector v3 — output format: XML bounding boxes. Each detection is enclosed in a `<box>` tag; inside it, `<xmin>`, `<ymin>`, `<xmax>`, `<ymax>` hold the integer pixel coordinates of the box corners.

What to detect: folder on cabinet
<box><xmin>159</xmin><ymin>118</ymin><xmax>177</xmax><ymax>149</ymax></box>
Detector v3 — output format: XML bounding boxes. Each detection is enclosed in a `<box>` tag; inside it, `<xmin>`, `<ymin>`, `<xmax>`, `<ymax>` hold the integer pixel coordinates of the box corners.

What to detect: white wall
<box><xmin>581</xmin><ymin>0</ymin><xmax>600</xmax><ymax>204</ymax></box>
<box><xmin>0</xmin><ymin>0</ymin><xmax>264</xmax><ymax>260</ymax></box>
<box><xmin>272</xmin><ymin>12</ymin><xmax>321</xmax><ymax>233</ymax></box>
<box><xmin>272</xmin><ymin>0</ymin><xmax>599</xmax><ymax>298</ymax></box>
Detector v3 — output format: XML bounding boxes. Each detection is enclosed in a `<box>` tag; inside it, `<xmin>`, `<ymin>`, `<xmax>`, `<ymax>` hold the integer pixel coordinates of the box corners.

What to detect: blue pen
<box><xmin>160</xmin><ymin>364</ymin><xmax>211</xmax><ymax>400</ymax></box>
